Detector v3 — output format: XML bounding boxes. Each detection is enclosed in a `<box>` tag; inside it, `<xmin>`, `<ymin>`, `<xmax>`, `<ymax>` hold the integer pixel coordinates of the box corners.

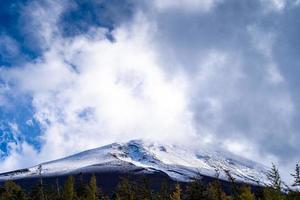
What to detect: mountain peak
<box><xmin>0</xmin><ymin>139</ymin><xmax>269</xmax><ymax>185</ymax></box>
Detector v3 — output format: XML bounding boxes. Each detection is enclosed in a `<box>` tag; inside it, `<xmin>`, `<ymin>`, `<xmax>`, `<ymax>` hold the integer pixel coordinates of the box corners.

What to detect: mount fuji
<box><xmin>0</xmin><ymin>140</ymin><xmax>269</xmax><ymax>186</ymax></box>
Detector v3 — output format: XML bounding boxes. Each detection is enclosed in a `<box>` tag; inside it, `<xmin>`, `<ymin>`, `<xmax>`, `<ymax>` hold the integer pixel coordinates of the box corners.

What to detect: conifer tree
<box><xmin>291</xmin><ymin>164</ymin><xmax>300</xmax><ymax>190</ymax></box>
<box><xmin>266</xmin><ymin>163</ymin><xmax>282</xmax><ymax>190</ymax></box>
<box><xmin>238</xmin><ymin>186</ymin><xmax>255</xmax><ymax>200</ymax></box>
<box><xmin>263</xmin><ymin>187</ymin><xmax>286</xmax><ymax>200</ymax></box>
<box><xmin>63</xmin><ymin>176</ymin><xmax>76</xmax><ymax>200</ymax></box>
<box><xmin>224</xmin><ymin>170</ymin><xmax>239</xmax><ymax>200</ymax></box>
<box><xmin>115</xmin><ymin>177</ymin><xmax>135</xmax><ymax>200</ymax></box>
<box><xmin>135</xmin><ymin>176</ymin><xmax>152</xmax><ymax>200</ymax></box>
<box><xmin>44</xmin><ymin>185</ymin><xmax>62</xmax><ymax>200</ymax></box>
<box><xmin>185</xmin><ymin>173</ymin><xmax>209</xmax><ymax>200</ymax></box>
<box><xmin>205</xmin><ymin>169</ymin><xmax>232</xmax><ymax>200</ymax></box>
<box><xmin>264</xmin><ymin>163</ymin><xmax>285</xmax><ymax>200</ymax></box>
<box><xmin>170</xmin><ymin>183</ymin><xmax>181</xmax><ymax>200</ymax></box>
<box><xmin>287</xmin><ymin>191</ymin><xmax>300</xmax><ymax>200</ymax></box>
<box><xmin>76</xmin><ymin>173</ymin><xmax>87</xmax><ymax>199</ymax></box>
<box><xmin>206</xmin><ymin>181</ymin><xmax>231</xmax><ymax>200</ymax></box>
<box><xmin>1</xmin><ymin>180</ymin><xmax>27</xmax><ymax>200</ymax></box>
<box><xmin>86</xmin><ymin>174</ymin><xmax>99</xmax><ymax>200</ymax></box>
<box><xmin>31</xmin><ymin>182</ymin><xmax>47</xmax><ymax>200</ymax></box>
<box><xmin>287</xmin><ymin>164</ymin><xmax>300</xmax><ymax>200</ymax></box>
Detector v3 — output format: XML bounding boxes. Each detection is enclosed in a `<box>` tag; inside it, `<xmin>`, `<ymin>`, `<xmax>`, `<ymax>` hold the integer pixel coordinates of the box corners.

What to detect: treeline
<box><xmin>0</xmin><ymin>163</ymin><xmax>300</xmax><ymax>200</ymax></box>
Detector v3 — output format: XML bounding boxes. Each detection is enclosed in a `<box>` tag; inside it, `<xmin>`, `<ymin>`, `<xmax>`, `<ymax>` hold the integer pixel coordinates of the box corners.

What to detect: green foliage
<box><xmin>135</xmin><ymin>177</ymin><xmax>152</xmax><ymax>200</ymax></box>
<box><xmin>291</xmin><ymin>164</ymin><xmax>300</xmax><ymax>189</ymax></box>
<box><xmin>185</xmin><ymin>177</ymin><xmax>207</xmax><ymax>200</ymax></box>
<box><xmin>2</xmin><ymin>162</ymin><xmax>300</xmax><ymax>200</ymax></box>
<box><xmin>30</xmin><ymin>183</ymin><xmax>45</xmax><ymax>200</ymax></box>
<box><xmin>76</xmin><ymin>173</ymin><xmax>87</xmax><ymax>199</ymax></box>
<box><xmin>44</xmin><ymin>185</ymin><xmax>61</xmax><ymax>200</ymax></box>
<box><xmin>263</xmin><ymin>187</ymin><xmax>286</xmax><ymax>200</ymax></box>
<box><xmin>238</xmin><ymin>186</ymin><xmax>255</xmax><ymax>200</ymax></box>
<box><xmin>262</xmin><ymin>163</ymin><xmax>286</xmax><ymax>200</ymax></box>
<box><xmin>63</xmin><ymin>176</ymin><xmax>76</xmax><ymax>200</ymax></box>
<box><xmin>287</xmin><ymin>164</ymin><xmax>300</xmax><ymax>200</ymax></box>
<box><xmin>0</xmin><ymin>180</ymin><xmax>27</xmax><ymax>200</ymax></box>
<box><xmin>286</xmin><ymin>190</ymin><xmax>300</xmax><ymax>200</ymax></box>
<box><xmin>115</xmin><ymin>177</ymin><xmax>135</xmax><ymax>200</ymax></box>
<box><xmin>170</xmin><ymin>183</ymin><xmax>181</xmax><ymax>200</ymax></box>
<box><xmin>267</xmin><ymin>163</ymin><xmax>282</xmax><ymax>190</ymax></box>
<box><xmin>206</xmin><ymin>181</ymin><xmax>232</xmax><ymax>200</ymax></box>
<box><xmin>86</xmin><ymin>174</ymin><xmax>99</xmax><ymax>200</ymax></box>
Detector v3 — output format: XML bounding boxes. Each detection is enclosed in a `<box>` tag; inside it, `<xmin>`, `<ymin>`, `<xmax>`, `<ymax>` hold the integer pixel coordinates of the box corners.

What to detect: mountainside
<box><xmin>0</xmin><ymin>140</ymin><xmax>269</xmax><ymax>185</ymax></box>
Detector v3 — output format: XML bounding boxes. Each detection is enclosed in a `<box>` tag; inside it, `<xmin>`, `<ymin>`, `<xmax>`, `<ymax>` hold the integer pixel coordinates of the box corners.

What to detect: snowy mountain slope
<box><xmin>0</xmin><ymin>140</ymin><xmax>269</xmax><ymax>185</ymax></box>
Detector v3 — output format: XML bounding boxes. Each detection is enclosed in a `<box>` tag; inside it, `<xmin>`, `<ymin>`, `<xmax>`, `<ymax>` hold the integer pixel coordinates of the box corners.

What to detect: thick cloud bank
<box><xmin>0</xmin><ymin>0</ymin><xmax>299</xmax><ymax>183</ymax></box>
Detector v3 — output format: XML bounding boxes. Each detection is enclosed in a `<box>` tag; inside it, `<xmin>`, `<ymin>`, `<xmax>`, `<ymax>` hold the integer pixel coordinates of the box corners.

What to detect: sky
<box><xmin>0</xmin><ymin>0</ymin><xmax>299</xmax><ymax>183</ymax></box>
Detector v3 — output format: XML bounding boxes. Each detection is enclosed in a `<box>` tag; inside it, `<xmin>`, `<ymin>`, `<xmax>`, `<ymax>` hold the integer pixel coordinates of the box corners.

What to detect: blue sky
<box><xmin>0</xmin><ymin>0</ymin><xmax>300</xmax><ymax>182</ymax></box>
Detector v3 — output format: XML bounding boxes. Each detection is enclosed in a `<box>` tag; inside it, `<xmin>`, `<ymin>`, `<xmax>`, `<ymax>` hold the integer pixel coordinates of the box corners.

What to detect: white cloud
<box><xmin>247</xmin><ymin>25</ymin><xmax>275</xmax><ymax>58</ymax></box>
<box><xmin>0</xmin><ymin>142</ymin><xmax>38</xmax><ymax>173</ymax></box>
<box><xmin>0</xmin><ymin>36</ymin><xmax>19</xmax><ymax>59</ymax></box>
<box><xmin>0</xmin><ymin>10</ymin><xmax>197</xmax><ymax>163</ymax></box>
<box><xmin>21</xmin><ymin>0</ymin><xmax>66</xmax><ymax>48</ymax></box>
<box><xmin>153</xmin><ymin>0</ymin><xmax>221</xmax><ymax>12</ymax></box>
<box><xmin>247</xmin><ymin>25</ymin><xmax>284</xmax><ymax>84</ymax></box>
<box><xmin>295</xmin><ymin>0</ymin><xmax>300</xmax><ymax>6</ymax></box>
<box><xmin>261</xmin><ymin>0</ymin><xmax>287</xmax><ymax>11</ymax></box>
<box><xmin>8</xmin><ymin>122</ymin><xmax>19</xmax><ymax>136</ymax></box>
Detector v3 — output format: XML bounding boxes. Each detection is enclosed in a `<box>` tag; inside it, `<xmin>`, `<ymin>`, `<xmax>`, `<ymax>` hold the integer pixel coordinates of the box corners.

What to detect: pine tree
<box><xmin>206</xmin><ymin>181</ymin><xmax>230</xmax><ymax>200</ymax></box>
<box><xmin>263</xmin><ymin>187</ymin><xmax>286</xmax><ymax>200</ymax></box>
<box><xmin>291</xmin><ymin>164</ymin><xmax>300</xmax><ymax>189</ymax></box>
<box><xmin>238</xmin><ymin>186</ymin><xmax>255</xmax><ymax>200</ymax></box>
<box><xmin>264</xmin><ymin>163</ymin><xmax>285</xmax><ymax>200</ymax></box>
<box><xmin>287</xmin><ymin>164</ymin><xmax>300</xmax><ymax>200</ymax></box>
<box><xmin>44</xmin><ymin>185</ymin><xmax>62</xmax><ymax>200</ymax></box>
<box><xmin>287</xmin><ymin>190</ymin><xmax>300</xmax><ymax>200</ymax></box>
<box><xmin>63</xmin><ymin>176</ymin><xmax>76</xmax><ymax>200</ymax></box>
<box><xmin>135</xmin><ymin>176</ymin><xmax>152</xmax><ymax>200</ymax></box>
<box><xmin>170</xmin><ymin>183</ymin><xmax>181</xmax><ymax>200</ymax></box>
<box><xmin>76</xmin><ymin>173</ymin><xmax>87</xmax><ymax>199</ymax></box>
<box><xmin>266</xmin><ymin>163</ymin><xmax>282</xmax><ymax>190</ymax></box>
<box><xmin>224</xmin><ymin>170</ymin><xmax>239</xmax><ymax>200</ymax></box>
<box><xmin>86</xmin><ymin>174</ymin><xmax>99</xmax><ymax>200</ymax></box>
<box><xmin>1</xmin><ymin>180</ymin><xmax>27</xmax><ymax>200</ymax></box>
<box><xmin>31</xmin><ymin>182</ymin><xmax>47</xmax><ymax>200</ymax></box>
<box><xmin>115</xmin><ymin>177</ymin><xmax>135</xmax><ymax>200</ymax></box>
<box><xmin>185</xmin><ymin>178</ymin><xmax>207</xmax><ymax>200</ymax></box>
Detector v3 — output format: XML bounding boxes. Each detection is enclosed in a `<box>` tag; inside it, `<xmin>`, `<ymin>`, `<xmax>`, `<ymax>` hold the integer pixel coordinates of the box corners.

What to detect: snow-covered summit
<box><xmin>0</xmin><ymin>140</ymin><xmax>269</xmax><ymax>185</ymax></box>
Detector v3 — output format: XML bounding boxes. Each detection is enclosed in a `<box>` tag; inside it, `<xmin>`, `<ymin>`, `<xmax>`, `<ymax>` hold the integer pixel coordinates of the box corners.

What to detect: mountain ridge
<box><xmin>0</xmin><ymin>139</ymin><xmax>269</xmax><ymax>186</ymax></box>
